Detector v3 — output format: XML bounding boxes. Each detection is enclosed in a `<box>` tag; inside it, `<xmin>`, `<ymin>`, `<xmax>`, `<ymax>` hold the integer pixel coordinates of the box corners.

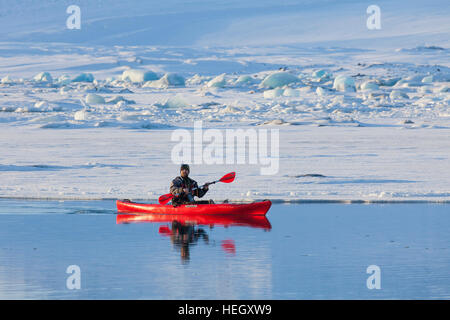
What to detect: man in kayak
<box><xmin>170</xmin><ymin>164</ymin><xmax>210</xmax><ymax>205</ymax></box>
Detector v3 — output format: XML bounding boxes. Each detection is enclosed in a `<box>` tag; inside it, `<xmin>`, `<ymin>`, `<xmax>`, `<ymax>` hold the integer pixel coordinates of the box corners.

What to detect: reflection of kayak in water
<box><xmin>116</xmin><ymin>213</ymin><xmax>272</xmax><ymax>230</ymax></box>
<box><xmin>116</xmin><ymin>200</ymin><xmax>272</xmax><ymax>216</ymax></box>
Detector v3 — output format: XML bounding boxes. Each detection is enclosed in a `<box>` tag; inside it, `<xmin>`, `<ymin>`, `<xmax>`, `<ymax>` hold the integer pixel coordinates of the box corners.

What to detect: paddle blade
<box><xmin>219</xmin><ymin>172</ymin><xmax>236</xmax><ymax>184</ymax></box>
<box><xmin>158</xmin><ymin>193</ymin><xmax>174</xmax><ymax>205</ymax></box>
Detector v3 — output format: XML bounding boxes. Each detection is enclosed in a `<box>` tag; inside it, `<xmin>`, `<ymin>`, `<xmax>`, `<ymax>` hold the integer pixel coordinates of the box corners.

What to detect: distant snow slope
<box><xmin>0</xmin><ymin>0</ymin><xmax>448</xmax><ymax>47</ymax></box>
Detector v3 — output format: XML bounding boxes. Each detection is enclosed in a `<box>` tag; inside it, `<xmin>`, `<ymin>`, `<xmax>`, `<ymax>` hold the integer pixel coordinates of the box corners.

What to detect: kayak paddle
<box><xmin>158</xmin><ymin>172</ymin><xmax>236</xmax><ymax>205</ymax></box>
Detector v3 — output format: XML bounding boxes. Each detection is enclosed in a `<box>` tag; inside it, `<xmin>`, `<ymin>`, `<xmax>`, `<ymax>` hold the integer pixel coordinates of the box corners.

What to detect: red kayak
<box><xmin>116</xmin><ymin>200</ymin><xmax>271</xmax><ymax>216</ymax></box>
<box><xmin>116</xmin><ymin>213</ymin><xmax>271</xmax><ymax>230</ymax></box>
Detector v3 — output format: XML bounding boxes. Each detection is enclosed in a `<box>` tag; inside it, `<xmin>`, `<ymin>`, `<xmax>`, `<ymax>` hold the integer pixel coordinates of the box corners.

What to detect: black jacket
<box><xmin>170</xmin><ymin>176</ymin><xmax>208</xmax><ymax>204</ymax></box>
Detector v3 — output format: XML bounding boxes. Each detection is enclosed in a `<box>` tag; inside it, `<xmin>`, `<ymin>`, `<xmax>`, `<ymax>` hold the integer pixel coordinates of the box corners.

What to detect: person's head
<box><xmin>180</xmin><ymin>164</ymin><xmax>190</xmax><ymax>178</ymax></box>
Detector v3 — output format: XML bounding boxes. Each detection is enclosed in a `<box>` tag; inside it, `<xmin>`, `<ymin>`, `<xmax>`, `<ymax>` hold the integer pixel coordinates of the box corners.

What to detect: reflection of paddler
<box><xmin>170</xmin><ymin>221</ymin><xmax>209</xmax><ymax>263</ymax></box>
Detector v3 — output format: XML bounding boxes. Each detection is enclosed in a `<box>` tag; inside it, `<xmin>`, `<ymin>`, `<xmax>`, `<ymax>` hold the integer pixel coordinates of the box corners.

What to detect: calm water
<box><xmin>0</xmin><ymin>199</ymin><xmax>448</xmax><ymax>299</ymax></box>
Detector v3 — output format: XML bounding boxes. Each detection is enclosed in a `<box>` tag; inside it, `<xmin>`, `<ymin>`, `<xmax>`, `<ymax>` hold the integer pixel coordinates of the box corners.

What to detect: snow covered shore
<box><xmin>0</xmin><ymin>125</ymin><xmax>449</xmax><ymax>202</ymax></box>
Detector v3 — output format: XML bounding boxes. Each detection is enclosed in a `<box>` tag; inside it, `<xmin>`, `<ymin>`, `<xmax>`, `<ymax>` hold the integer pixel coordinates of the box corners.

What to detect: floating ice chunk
<box><xmin>13</xmin><ymin>101</ymin><xmax>62</xmax><ymax>113</ymax></box>
<box><xmin>187</xmin><ymin>74</ymin><xmax>208</xmax><ymax>85</ymax></box>
<box><xmin>312</xmin><ymin>69</ymin><xmax>331</xmax><ymax>79</ymax></box>
<box><xmin>196</xmin><ymin>87</ymin><xmax>219</xmax><ymax>97</ymax></box>
<box><xmin>117</xmin><ymin>112</ymin><xmax>142</xmax><ymax>121</ymax></box>
<box><xmin>115</xmin><ymin>101</ymin><xmax>127</xmax><ymax>108</ymax></box>
<box><xmin>312</xmin><ymin>70</ymin><xmax>326</xmax><ymax>78</ymax></box>
<box><xmin>316</xmin><ymin>87</ymin><xmax>328</xmax><ymax>96</ymax></box>
<box><xmin>422</xmin><ymin>75</ymin><xmax>433</xmax><ymax>83</ymax></box>
<box><xmin>1</xmin><ymin>75</ymin><xmax>14</xmax><ymax>84</ymax></box>
<box><xmin>164</xmin><ymin>73</ymin><xmax>185</xmax><ymax>86</ymax></box>
<box><xmin>390</xmin><ymin>90</ymin><xmax>409</xmax><ymax>100</ymax></box>
<box><xmin>395</xmin><ymin>75</ymin><xmax>424</xmax><ymax>87</ymax></box>
<box><xmin>406</xmin><ymin>75</ymin><xmax>425</xmax><ymax>82</ymax></box>
<box><xmin>260</xmin><ymin>72</ymin><xmax>300</xmax><ymax>89</ymax></box>
<box><xmin>106</xmin><ymin>96</ymin><xmax>135</xmax><ymax>105</ymax></box>
<box><xmin>72</xmin><ymin>73</ymin><xmax>94</xmax><ymax>83</ymax></box>
<box><xmin>299</xmin><ymin>86</ymin><xmax>312</xmax><ymax>94</ymax></box>
<box><xmin>235</xmin><ymin>75</ymin><xmax>257</xmax><ymax>86</ymax></box>
<box><xmin>144</xmin><ymin>73</ymin><xmax>185</xmax><ymax>88</ymax></box>
<box><xmin>93</xmin><ymin>87</ymin><xmax>113</xmax><ymax>93</ymax></box>
<box><xmin>236</xmin><ymin>75</ymin><xmax>253</xmax><ymax>83</ymax></box>
<box><xmin>283</xmin><ymin>88</ymin><xmax>300</xmax><ymax>97</ymax></box>
<box><xmin>438</xmin><ymin>85</ymin><xmax>449</xmax><ymax>93</ymax></box>
<box><xmin>59</xmin><ymin>86</ymin><xmax>70</xmax><ymax>95</ymax></box>
<box><xmin>110</xmin><ymin>79</ymin><xmax>125</xmax><ymax>87</ymax></box>
<box><xmin>393</xmin><ymin>79</ymin><xmax>408</xmax><ymax>88</ymax></box>
<box><xmin>219</xmin><ymin>105</ymin><xmax>240</xmax><ymax>114</ymax></box>
<box><xmin>74</xmin><ymin>110</ymin><xmax>88</xmax><ymax>121</ymax></box>
<box><xmin>85</xmin><ymin>93</ymin><xmax>105</xmax><ymax>104</ymax></box>
<box><xmin>119</xmin><ymin>88</ymin><xmax>134</xmax><ymax>94</ymax></box>
<box><xmin>207</xmin><ymin>74</ymin><xmax>227</xmax><ymax>88</ymax></box>
<box><xmin>377</xmin><ymin>78</ymin><xmax>401</xmax><ymax>87</ymax></box>
<box><xmin>34</xmin><ymin>101</ymin><xmax>49</xmax><ymax>110</ymax></box>
<box><xmin>162</xmin><ymin>95</ymin><xmax>189</xmax><ymax>108</ymax></box>
<box><xmin>263</xmin><ymin>88</ymin><xmax>284</xmax><ymax>99</ymax></box>
<box><xmin>33</xmin><ymin>72</ymin><xmax>52</xmax><ymax>83</ymax></box>
<box><xmin>430</xmin><ymin>72</ymin><xmax>450</xmax><ymax>82</ymax></box>
<box><xmin>360</xmin><ymin>81</ymin><xmax>379</xmax><ymax>91</ymax></box>
<box><xmin>30</xmin><ymin>101</ymin><xmax>61</xmax><ymax>112</ymax></box>
<box><xmin>260</xmin><ymin>119</ymin><xmax>290</xmax><ymax>125</ymax></box>
<box><xmin>333</xmin><ymin>75</ymin><xmax>356</xmax><ymax>92</ymax></box>
<box><xmin>121</xmin><ymin>69</ymin><xmax>158</xmax><ymax>83</ymax></box>
<box><xmin>365</xmin><ymin>92</ymin><xmax>387</xmax><ymax>100</ymax></box>
<box><xmin>417</xmin><ymin>86</ymin><xmax>432</xmax><ymax>94</ymax></box>
<box><xmin>330</xmin><ymin>95</ymin><xmax>346</xmax><ymax>106</ymax></box>
<box><xmin>56</xmin><ymin>74</ymin><xmax>71</xmax><ymax>85</ymax></box>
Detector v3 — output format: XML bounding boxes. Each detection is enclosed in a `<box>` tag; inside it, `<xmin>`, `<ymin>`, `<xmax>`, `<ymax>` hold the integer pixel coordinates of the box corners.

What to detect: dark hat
<box><xmin>180</xmin><ymin>164</ymin><xmax>190</xmax><ymax>171</ymax></box>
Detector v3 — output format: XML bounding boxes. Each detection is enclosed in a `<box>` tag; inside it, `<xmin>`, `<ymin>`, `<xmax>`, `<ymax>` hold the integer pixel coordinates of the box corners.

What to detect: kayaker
<box><xmin>170</xmin><ymin>164</ymin><xmax>209</xmax><ymax>205</ymax></box>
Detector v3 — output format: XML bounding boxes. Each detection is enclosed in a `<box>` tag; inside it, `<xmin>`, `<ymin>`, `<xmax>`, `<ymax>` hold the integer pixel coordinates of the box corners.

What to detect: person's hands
<box><xmin>183</xmin><ymin>188</ymin><xmax>189</xmax><ymax>194</ymax></box>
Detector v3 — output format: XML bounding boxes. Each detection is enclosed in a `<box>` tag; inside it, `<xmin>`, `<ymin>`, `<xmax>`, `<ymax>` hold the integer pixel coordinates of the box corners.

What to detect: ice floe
<box><xmin>85</xmin><ymin>93</ymin><xmax>105</xmax><ymax>104</ymax></box>
<box><xmin>34</xmin><ymin>72</ymin><xmax>53</xmax><ymax>83</ymax></box>
<box><xmin>161</xmin><ymin>95</ymin><xmax>190</xmax><ymax>108</ymax></box>
<box><xmin>207</xmin><ymin>74</ymin><xmax>227</xmax><ymax>88</ymax></box>
<box><xmin>360</xmin><ymin>81</ymin><xmax>379</xmax><ymax>91</ymax></box>
<box><xmin>390</xmin><ymin>90</ymin><xmax>409</xmax><ymax>100</ymax></box>
<box><xmin>72</xmin><ymin>73</ymin><xmax>94</xmax><ymax>83</ymax></box>
<box><xmin>105</xmin><ymin>96</ymin><xmax>135</xmax><ymax>105</ymax></box>
<box><xmin>260</xmin><ymin>72</ymin><xmax>300</xmax><ymax>89</ymax></box>
<box><xmin>333</xmin><ymin>75</ymin><xmax>356</xmax><ymax>92</ymax></box>
<box><xmin>263</xmin><ymin>88</ymin><xmax>284</xmax><ymax>99</ymax></box>
<box><xmin>143</xmin><ymin>73</ymin><xmax>185</xmax><ymax>88</ymax></box>
<box><xmin>121</xmin><ymin>69</ymin><xmax>158</xmax><ymax>83</ymax></box>
<box><xmin>1</xmin><ymin>75</ymin><xmax>14</xmax><ymax>84</ymax></box>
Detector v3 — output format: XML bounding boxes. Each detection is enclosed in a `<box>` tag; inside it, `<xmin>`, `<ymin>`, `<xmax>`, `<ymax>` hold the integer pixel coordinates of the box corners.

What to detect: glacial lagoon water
<box><xmin>0</xmin><ymin>199</ymin><xmax>448</xmax><ymax>299</ymax></box>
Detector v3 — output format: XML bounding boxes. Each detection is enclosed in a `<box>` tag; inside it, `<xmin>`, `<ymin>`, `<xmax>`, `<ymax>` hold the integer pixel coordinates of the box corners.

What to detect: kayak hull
<box><xmin>116</xmin><ymin>213</ymin><xmax>271</xmax><ymax>230</ymax></box>
<box><xmin>116</xmin><ymin>200</ymin><xmax>271</xmax><ymax>216</ymax></box>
